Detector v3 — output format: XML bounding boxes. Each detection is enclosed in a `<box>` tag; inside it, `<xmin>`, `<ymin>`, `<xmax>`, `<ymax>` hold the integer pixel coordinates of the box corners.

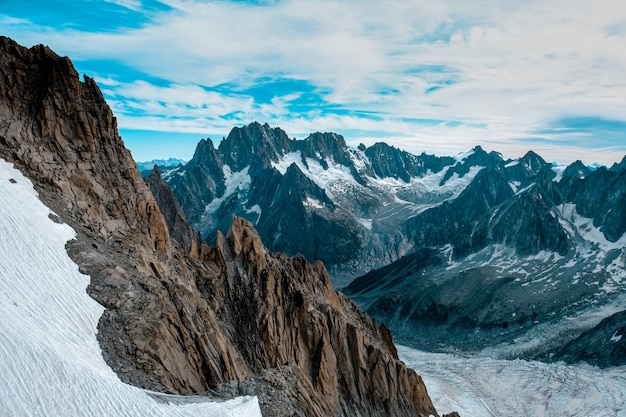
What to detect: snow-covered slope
<box><xmin>0</xmin><ymin>158</ymin><xmax>261</xmax><ymax>417</ymax></box>
<box><xmin>399</xmin><ymin>345</ymin><xmax>626</xmax><ymax>417</ymax></box>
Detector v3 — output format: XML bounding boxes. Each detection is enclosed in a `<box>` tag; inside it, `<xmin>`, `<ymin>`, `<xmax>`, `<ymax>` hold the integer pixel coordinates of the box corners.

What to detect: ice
<box><xmin>399</xmin><ymin>345</ymin><xmax>626</xmax><ymax>417</ymax></box>
<box><xmin>0</xmin><ymin>158</ymin><xmax>261</xmax><ymax>417</ymax></box>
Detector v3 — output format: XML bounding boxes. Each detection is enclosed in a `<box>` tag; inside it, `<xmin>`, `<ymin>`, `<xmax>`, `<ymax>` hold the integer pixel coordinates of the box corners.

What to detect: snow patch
<box><xmin>552</xmin><ymin>165</ymin><xmax>567</xmax><ymax>183</ymax></box>
<box><xmin>202</xmin><ymin>165</ymin><xmax>252</xmax><ymax>219</ymax></box>
<box><xmin>357</xmin><ymin>218</ymin><xmax>373</xmax><ymax>230</ymax></box>
<box><xmin>246</xmin><ymin>204</ymin><xmax>262</xmax><ymax>216</ymax></box>
<box><xmin>508</xmin><ymin>180</ymin><xmax>521</xmax><ymax>192</ymax></box>
<box><xmin>454</xmin><ymin>149</ymin><xmax>476</xmax><ymax>162</ymax></box>
<box><xmin>0</xmin><ymin>158</ymin><xmax>261</xmax><ymax>417</ymax></box>
<box><xmin>557</xmin><ymin>203</ymin><xmax>626</xmax><ymax>253</ymax></box>
<box><xmin>271</xmin><ymin>151</ymin><xmax>303</xmax><ymax>175</ymax></box>
<box><xmin>303</xmin><ymin>197</ymin><xmax>324</xmax><ymax>209</ymax></box>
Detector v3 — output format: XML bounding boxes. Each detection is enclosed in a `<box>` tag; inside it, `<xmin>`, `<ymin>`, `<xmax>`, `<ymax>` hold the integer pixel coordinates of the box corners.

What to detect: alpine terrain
<box><xmin>0</xmin><ymin>37</ymin><xmax>449</xmax><ymax>417</ymax></box>
<box><xmin>161</xmin><ymin>122</ymin><xmax>475</xmax><ymax>286</ymax></box>
<box><xmin>346</xmin><ymin>150</ymin><xmax>626</xmax><ymax>367</ymax></box>
<box><xmin>161</xmin><ymin>119</ymin><xmax>626</xmax><ymax>370</ymax></box>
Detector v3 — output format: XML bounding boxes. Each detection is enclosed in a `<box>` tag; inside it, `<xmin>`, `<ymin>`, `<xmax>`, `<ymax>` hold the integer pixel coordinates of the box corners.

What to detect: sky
<box><xmin>2</xmin><ymin>0</ymin><xmax>626</xmax><ymax>165</ymax></box>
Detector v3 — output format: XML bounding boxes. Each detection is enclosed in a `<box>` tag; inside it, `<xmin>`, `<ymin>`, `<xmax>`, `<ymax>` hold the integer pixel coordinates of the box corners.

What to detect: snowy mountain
<box><xmin>346</xmin><ymin>151</ymin><xmax>626</xmax><ymax>367</ymax></box>
<box><xmin>137</xmin><ymin>157</ymin><xmax>186</xmax><ymax>174</ymax></box>
<box><xmin>164</xmin><ymin>122</ymin><xmax>482</xmax><ymax>285</ymax></box>
<box><xmin>0</xmin><ymin>159</ymin><xmax>261</xmax><ymax>417</ymax></box>
<box><xmin>160</xmin><ymin>120</ymin><xmax>626</xmax><ymax>368</ymax></box>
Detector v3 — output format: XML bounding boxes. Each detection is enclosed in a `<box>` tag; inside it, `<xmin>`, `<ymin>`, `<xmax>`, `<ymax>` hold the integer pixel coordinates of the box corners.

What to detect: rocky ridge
<box><xmin>0</xmin><ymin>36</ymin><xmax>445</xmax><ymax>417</ymax></box>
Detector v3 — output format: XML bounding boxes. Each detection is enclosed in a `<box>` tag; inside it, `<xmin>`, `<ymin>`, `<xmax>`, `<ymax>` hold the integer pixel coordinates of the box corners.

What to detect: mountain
<box><xmin>137</xmin><ymin>157</ymin><xmax>186</xmax><ymax>174</ymax></box>
<box><xmin>149</xmin><ymin>108</ymin><xmax>626</xmax><ymax>367</ymax></box>
<box><xmin>164</xmin><ymin>122</ymin><xmax>473</xmax><ymax>285</ymax></box>
<box><xmin>0</xmin><ymin>36</ymin><xmax>444</xmax><ymax>417</ymax></box>
<box><xmin>346</xmin><ymin>150</ymin><xmax>626</xmax><ymax>366</ymax></box>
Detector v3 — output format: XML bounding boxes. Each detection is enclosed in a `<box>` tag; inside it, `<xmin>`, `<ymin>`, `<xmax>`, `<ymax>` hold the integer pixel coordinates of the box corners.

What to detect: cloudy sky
<box><xmin>2</xmin><ymin>0</ymin><xmax>626</xmax><ymax>164</ymax></box>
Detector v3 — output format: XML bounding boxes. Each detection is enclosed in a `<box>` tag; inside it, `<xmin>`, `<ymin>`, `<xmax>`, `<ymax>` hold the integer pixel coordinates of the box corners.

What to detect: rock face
<box><xmin>552</xmin><ymin>309</ymin><xmax>626</xmax><ymax>368</ymax></box>
<box><xmin>144</xmin><ymin>165</ymin><xmax>201</xmax><ymax>255</ymax></box>
<box><xmin>0</xmin><ymin>36</ymin><xmax>440</xmax><ymax>417</ymax></box>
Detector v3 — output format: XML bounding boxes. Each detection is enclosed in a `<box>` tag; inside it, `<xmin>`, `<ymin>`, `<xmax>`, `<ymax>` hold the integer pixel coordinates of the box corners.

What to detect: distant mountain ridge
<box><xmin>137</xmin><ymin>157</ymin><xmax>186</xmax><ymax>174</ymax></box>
<box><xmin>346</xmin><ymin>150</ymin><xmax>626</xmax><ymax>367</ymax></box>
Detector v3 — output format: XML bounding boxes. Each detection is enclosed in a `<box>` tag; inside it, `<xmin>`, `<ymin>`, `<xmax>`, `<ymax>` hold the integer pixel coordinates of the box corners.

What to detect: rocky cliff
<box><xmin>0</xmin><ymin>36</ymin><xmax>442</xmax><ymax>417</ymax></box>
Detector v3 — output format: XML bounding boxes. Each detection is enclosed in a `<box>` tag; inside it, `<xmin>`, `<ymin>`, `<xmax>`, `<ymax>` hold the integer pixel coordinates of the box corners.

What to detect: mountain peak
<box><xmin>219</xmin><ymin>122</ymin><xmax>291</xmax><ymax>171</ymax></box>
<box><xmin>610</xmin><ymin>154</ymin><xmax>626</xmax><ymax>172</ymax></box>
<box><xmin>562</xmin><ymin>160</ymin><xmax>591</xmax><ymax>179</ymax></box>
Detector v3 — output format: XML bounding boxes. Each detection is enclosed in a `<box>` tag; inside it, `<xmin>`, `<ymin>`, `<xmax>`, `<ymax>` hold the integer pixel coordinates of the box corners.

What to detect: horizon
<box><xmin>2</xmin><ymin>1</ymin><xmax>626</xmax><ymax>165</ymax></box>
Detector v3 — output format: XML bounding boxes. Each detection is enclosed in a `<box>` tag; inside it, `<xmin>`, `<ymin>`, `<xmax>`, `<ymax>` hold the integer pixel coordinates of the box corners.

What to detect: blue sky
<box><xmin>2</xmin><ymin>0</ymin><xmax>626</xmax><ymax>165</ymax></box>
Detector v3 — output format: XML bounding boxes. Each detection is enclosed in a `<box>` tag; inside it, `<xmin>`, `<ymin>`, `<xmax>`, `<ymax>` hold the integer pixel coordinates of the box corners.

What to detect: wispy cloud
<box><xmin>104</xmin><ymin>0</ymin><xmax>142</xmax><ymax>11</ymax></box>
<box><xmin>3</xmin><ymin>0</ymin><xmax>626</xmax><ymax>163</ymax></box>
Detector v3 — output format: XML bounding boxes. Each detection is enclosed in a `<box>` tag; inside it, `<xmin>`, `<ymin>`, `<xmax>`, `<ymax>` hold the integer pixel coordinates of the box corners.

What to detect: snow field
<box><xmin>0</xmin><ymin>158</ymin><xmax>261</xmax><ymax>417</ymax></box>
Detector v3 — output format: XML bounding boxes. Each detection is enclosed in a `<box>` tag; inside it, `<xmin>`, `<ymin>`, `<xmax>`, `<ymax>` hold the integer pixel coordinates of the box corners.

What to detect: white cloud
<box><xmin>3</xmin><ymin>0</ymin><xmax>626</xmax><ymax>164</ymax></box>
<box><xmin>104</xmin><ymin>0</ymin><xmax>142</xmax><ymax>11</ymax></box>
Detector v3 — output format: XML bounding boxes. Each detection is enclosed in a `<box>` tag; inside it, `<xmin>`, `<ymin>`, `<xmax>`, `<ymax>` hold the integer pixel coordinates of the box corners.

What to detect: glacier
<box><xmin>399</xmin><ymin>345</ymin><xmax>626</xmax><ymax>417</ymax></box>
<box><xmin>0</xmin><ymin>158</ymin><xmax>261</xmax><ymax>417</ymax></box>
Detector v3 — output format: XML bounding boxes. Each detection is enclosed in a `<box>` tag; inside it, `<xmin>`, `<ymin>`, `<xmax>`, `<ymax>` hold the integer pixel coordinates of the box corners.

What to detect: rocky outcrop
<box><xmin>0</xmin><ymin>36</ymin><xmax>441</xmax><ymax>417</ymax></box>
<box><xmin>144</xmin><ymin>165</ymin><xmax>201</xmax><ymax>255</ymax></box>
<box><xmin>552</xmin><ymin>309</ymin><xmax>626</xmax><ymax>368</ymax></box>
<box><xmin>203</xmin><ymin>217</ymin><xmax>437</xmax><ymax>416</ymax></box>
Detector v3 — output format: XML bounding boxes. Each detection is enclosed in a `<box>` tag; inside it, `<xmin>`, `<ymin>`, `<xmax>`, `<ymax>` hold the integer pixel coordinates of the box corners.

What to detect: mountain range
<box><xmin>3</xmin><ymin>32</ymin><xmax>625</xmax><ymax>417</ymax></box>
<box><xmin>158</xmin><ymin>122</ymin><xmax>626</xmax><ymax>368</ymax></box>
<box><xmin>137</xmin><ymin>157</ymin><xmax>186</xmax><ymax>174</ymax></box>
<box><xmin>159</xmin><ymin>122</ymin><xmax>480</xmax><ymax>286</ymax></box>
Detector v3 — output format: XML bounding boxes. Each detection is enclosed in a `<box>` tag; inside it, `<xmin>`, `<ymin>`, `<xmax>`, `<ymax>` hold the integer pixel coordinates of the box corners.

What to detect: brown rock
<box><xmin>0</xmin><ymin>36</ymin><xmax>448</xmax><ymax>417</ymax></box>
